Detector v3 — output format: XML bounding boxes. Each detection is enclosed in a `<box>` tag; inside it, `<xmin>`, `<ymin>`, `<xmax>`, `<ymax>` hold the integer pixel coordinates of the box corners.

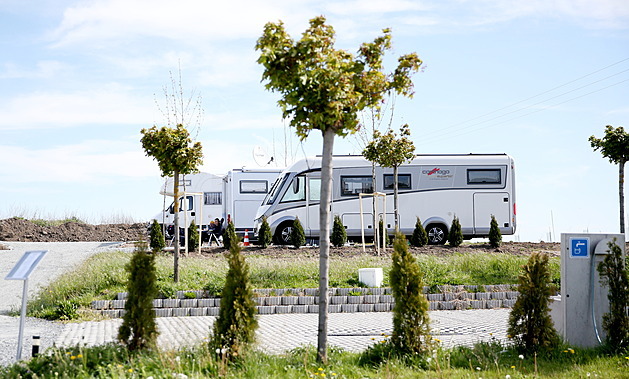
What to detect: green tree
<box><xmin>597</xmin><ymin>239</ymin><xmax>629</xmax><ymax>349</ymax></box>
<box><xmin>141</xmin><ymin>124</ymin><xmax>203</xmax><ymax>282</ymax></box>
<box><xmin>488</xmin><ymin>214</ymin><xmax>502</xmax><ymax>248</ymax></box>
<box><xmin>149</xmin><ymin>219</ymin><xmax>165</xmax><ymax>252</ymax></box>
<box><xmin>223</xmin><ymin>220</ymin><xmax>237</xmax><ymax>250</ymax></box>
<box><xmin>118</xmin><ymin>241</ymin><xmax>158</xmax><ymax>351</ymax></box>
<box><xmin>363</xmin><ymin>124</ymin><xmax>415</xmax><ymax>231</ymax></box>
<box><xmin>448</xmin><ymin>215</ymin><xmax>463</xmax><ymax>247</ymax></box>
<box><xmin>331</xmin><ymin>215</ymin><xmax>347</xmax><ymax>247</ymax></box>
<box><xmin>257</xmin><ymin>216</ymin><xmax>272</xmax><ymax>248</ymax></box>
<box><xmin>589</xmin><ymin>125</ymin><xmax>629</xmax><ymax>234</ymax></box>
<box><xmin>508</xmin><ymin>252</ymin><xmax>560</xmax><ymax>353</ymax></box>
<box><xmin>256</xmin><ymin>16</ymin><xmax>421</xmax><ymax>362</ymax></box>
<box><xmin>210</xmin><ymin>226</ymin><xmax>258</xmax><ymax>361</ymax></box>
<box><xmin>188</xmin><ymin>220</ymin><xmax>200</xmax><ymax>252</ymax></box>
<box><xmin>390</xmin><ymin>231</ymin><xmax>432</xmax><ymax>356</ymax></box>
<box><xmin>410</xmin><ymin>217</ymin><xmax>428</xmax><ymax>247</ymax></box>
<box><xmin>290</xmin><ymin>217</ymin><xmax>306</xmax><ymax>248</ymax></box>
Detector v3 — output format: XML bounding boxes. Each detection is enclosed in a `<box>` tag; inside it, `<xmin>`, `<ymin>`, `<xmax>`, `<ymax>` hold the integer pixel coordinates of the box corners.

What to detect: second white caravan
<box><xmin>254</xmin><ymin>154</ymin><xmax>516</xmax><ymax>244</ymax></box>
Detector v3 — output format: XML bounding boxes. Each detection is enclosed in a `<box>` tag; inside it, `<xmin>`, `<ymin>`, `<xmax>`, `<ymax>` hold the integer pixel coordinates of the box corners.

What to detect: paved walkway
<box><xmin>56</xmin><ymin>309</ymin><xmax>510</xmax><ymax>354</ymax></box>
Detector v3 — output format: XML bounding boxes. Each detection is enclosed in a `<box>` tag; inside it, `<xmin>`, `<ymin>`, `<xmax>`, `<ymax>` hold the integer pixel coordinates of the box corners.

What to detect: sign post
<box><xmin>5</xmin><ymin>250</ymin><xmax>48</xmax><ymax>361</ymax></box>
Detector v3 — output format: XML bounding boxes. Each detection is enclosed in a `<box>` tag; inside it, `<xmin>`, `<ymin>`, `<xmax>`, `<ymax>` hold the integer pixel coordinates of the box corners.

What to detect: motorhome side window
<box><xmin>204</xmin><ymin>192</ymin><xmax>222</xmax><ymax>205</ymax></box>
<box><xmin>240</xmin><ymin>180</ymin><xmax>268</xmax><ymax>194</ymax></box>
<box><xmin>309</xmin><ymin>178</ymin><xmax>321</xmax><ymax>201</ymax></box>
<box><xmin>280</xmin><ymin>175</ymin><xmax>306</xmax><ymax>203</ymax></box>
<box><xmin>383</xmin><ymin>174</ymin><xmax>411</xmax><ymax>190</ymax></box>
<box><xmin>179</xmin><ymin>196</ymin><xmax>193</xmax><ymax>211</ymax></box>
<box><xmin>341</xmin><ymin>176</ymin><xmax>373</xmax><ymax>196</ymax></box>
<box><xmin>467</xmin><ymin>169</ymin><xmax>501</xmax><ymax>184</ymax></box>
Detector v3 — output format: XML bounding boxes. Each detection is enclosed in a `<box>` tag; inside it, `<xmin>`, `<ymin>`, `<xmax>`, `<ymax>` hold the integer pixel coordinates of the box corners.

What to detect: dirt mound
<box><xmin>0</xmin><ymin>217</ymin><xmax>148</xmax><ymax>242</ymax></box>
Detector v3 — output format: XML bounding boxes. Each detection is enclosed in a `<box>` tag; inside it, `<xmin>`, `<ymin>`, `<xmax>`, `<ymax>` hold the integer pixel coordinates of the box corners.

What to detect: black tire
<box><xmin>427</xmin><ymin>224</ymin><xmax>447</xmax><ymax>245</ymax></box>
<box><xmin>273</xmin><ymin>222</ymin><xmax>293</xmax><ymax>245</ymax></box>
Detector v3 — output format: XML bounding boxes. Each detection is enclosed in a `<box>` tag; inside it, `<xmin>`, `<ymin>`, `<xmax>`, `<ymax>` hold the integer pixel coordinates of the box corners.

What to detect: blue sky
<box><xmin>1</xmin><ymin>0</ymin><xmax>628</xmax><ymax>242</ymax></box>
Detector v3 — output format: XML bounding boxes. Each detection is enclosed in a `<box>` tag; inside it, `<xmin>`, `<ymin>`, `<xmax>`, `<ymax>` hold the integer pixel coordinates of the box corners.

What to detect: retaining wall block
<box><xmin>428</xmin><ymin>302</ymin><xmax>439</xmax><ymax>311</ymax></box>
<box><xmin>461</xmin><ymin>292</ymin><xmax>475</xmax><ymax>300</ymax></box>
<box><xmin>427</xmin><ymin>293</ymin><xmax>444</xmax><ymax>301</ymax></box>
<box><xmin>91</xmin><ymin>300</ymin><xmax>111</xmax><ymax>310</ymax></box>
<box><xmin>101</xmin><ymin>310</ymin><xmax>120</xmax><ymax>318</ymax></box>
<box><xmin>257</xmin><ymin>306</ymin><xmax>275</xmax><ymax>315</ymax></box>
<box><xmin>308</xmin><ymin>305</ymin><xmax>319</xmax><ymax>313</ymax></box>
<box><xmin>330</xmin><ymin>296</ymin><xmax>347</xmax><ymax>305</ymax></box>
<box><xmin>162</xmin><ymin>299</ymin><xmax>181</xmax><ymax>308</ymax></box>
<box><xmin>464</xmin><ymin>285</ymin><xmax>478</xmax><ymax>292</ymax></box>
<box><xmin>453</xmin><ymin>300</ymin><xmax>471</xmax><ymax>310</ymax></box>
<box><xmin>364</xmin><ymin>295</ymin><xmax>379</xmax><ymax>304</ymax></box>
<box><xmin>181</xmin><ymin>299</ymin><xmax>198</xmax><ymax>308</ymax></box>
<box><xmin>379</xmin><ymin>295</ymin><xmax>394</xmax><ymax>303</ymax></box>
<box><xmin>341</xmin><ymin>304</ymin><xmax>358</xmax><ymax>313</ymax></box>
<box><xmin>329</xmin><ymin>304</ymin><xmax>341</xmax><ymax>313</ymax></box>
<box><xmin>374</xmin><ymin>303</ymin><xmax>390</xmax><ymax>312</ymax></box>
<box><xmin>282</xmin><ymin>296</ymin><xmax>299</xmax><ymax>306</ymax></box>
<box><xmin>299</xmin><ymin>296</ymin><xmax>315</xmax><ymax>305</ymax></box>
<box><xmin>483</xmin><ymin>285</ymin><xmax>495</xmax><ymax>292</ymax></box>
<box><xmin>207</xmin><ymin>307</ymin><xmax>220</xmax><ymax>316</ymax></box>
<box><xmin>275</xmin><ymin>305</ymin><xmax>292</xmax><ymax>314</ymax></box>
<box><xmin>112</xmin><ymin>300</ymin><xmax>126</xmax><ymax>309</ymax></box>
<box><xmin>274</xmin><ymin>289</ymin><xmax>286</xmax><ymax>296</ymax></box>
<box><xmin>470</xmin><ymin>300</ymin><xmax>485</xmax><ymax>309</ymax></box>
<box><xmin>255</xmin><ymin>289</ymin><xmax>272</xmax><ymax>296</ymax></box>
<box><xmin>503</xmin><ymin>299</ymin><xmax>517</xmax><ymax>307</ymax></box>
<box><xmin>292</xmin><ymin>305</ymin><xmax>308</xmax><ymax>314</ymax></box>
<box><xmin>358</xmin><ymin>304</ymin><xmax>374</xmax><ymax>312</ymax></box>
<box><xmin>369</xmin><ymin>288</ymin><xmax>385</xmax><ymax>295</ymax></box>
<box><xmin>154</xmin><ymin>308</ymin><xmax>173</xmax><ymax>317</ymax></box>
<box><xmin>265</xmin><ymin>297</ymin><xmax>281</xmax><ymax>306</ymax></box>
<box><xmin>506</xmin><ymin>291</ymin><xmax>520</xmax><ymax>299</ymax></box>
<box><xmin>476</xmin><ymin>292</ymin><xmax>491</xmax><ymax>300</ymax></box>
<box><xmin>443</xmin><ymin>293</ymin><xmax>456</xmax><ymax>301</ymax></box>
<box><xmin>172</xmin><ymin>308</ymin><xmax>191</xmax><ymax>317</ymax></box>
<box><xmin>491</xmin><ymin>292</ymin><xmax>507</xmax><ymax>300</ymax></box>
<box><xmin>440</xmin><ymin>301</ymin><xmax>456</xmax><ymax>310</ymax></box>
<box><xmin>486</xmin><ymin>300</ymin><xmax>502</xmax><ymax>309</ymax></box>
<box><xmin>336</xmin><ymin>288</ymin><xmax>351</xmax><ymax>296</ymax></box>
<box><xmin>198</xmin><ymin>299</ymin><xmax>215</xmax><ymax>307</ymax></box>
<box><xmin>116</xmin><ymin>292</ymin><xmax>128</xmax><ymax>300</ymax></box>
<box><xmin>304</xmin><ymin>288</ymin><xmax>318</xmax><ymax>296</ymax></box>
<box><xmin>190</xmin><ymin>308</ymin><xmax>207</xmax><ymax>316</ymax></box>
<box><xmin>347</xmin><ymin>296</ymin><xmax>364</xmax><ymax>304</ymax></box>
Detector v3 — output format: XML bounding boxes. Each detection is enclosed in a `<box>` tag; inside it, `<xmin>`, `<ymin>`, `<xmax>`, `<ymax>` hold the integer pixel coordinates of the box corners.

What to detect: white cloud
<box><xmin>0</xmin><ymin>85</ymin><xmax>153</xmax><ymax>130</ymax></box>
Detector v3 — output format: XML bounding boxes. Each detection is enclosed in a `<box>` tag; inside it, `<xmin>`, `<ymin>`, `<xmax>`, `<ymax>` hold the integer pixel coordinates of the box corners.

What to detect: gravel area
<box><xmin>0</xmin><ymin>241</ymin><xmax>133</xmax><ymax>366</ymax></box>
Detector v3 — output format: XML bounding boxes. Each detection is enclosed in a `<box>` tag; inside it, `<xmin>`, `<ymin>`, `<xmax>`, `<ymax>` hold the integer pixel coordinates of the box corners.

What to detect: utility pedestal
<box><xmin>558</xmin><ymin>233</ymin><xmax>624</xmax><ymax>348</ymax></box>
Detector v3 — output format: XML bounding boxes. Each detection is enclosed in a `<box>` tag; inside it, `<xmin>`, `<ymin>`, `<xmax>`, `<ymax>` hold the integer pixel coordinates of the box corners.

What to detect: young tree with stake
<box><xmin>256</xmin><ymin>16</ymin><xmax>421</xmax><ymax>362</ymax></box>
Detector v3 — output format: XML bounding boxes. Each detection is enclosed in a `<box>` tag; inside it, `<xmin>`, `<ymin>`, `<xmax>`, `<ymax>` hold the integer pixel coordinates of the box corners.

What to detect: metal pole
<box><xmin>16</xmin><ymin>278</ymin><xmax>28</xmax><ymax>361</ymax></box>
<box><xmin>360</xmin><ymin>193</ymin><xmax>365</xmax><ymax>253</ymax></box>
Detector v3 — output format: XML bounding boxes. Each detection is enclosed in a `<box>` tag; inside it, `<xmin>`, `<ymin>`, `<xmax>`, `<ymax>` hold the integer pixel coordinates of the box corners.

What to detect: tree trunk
<box><xmin>620</xmin><ymin>161</ymin><xmax>625</xmax><ymax>234</ymax></box>
<box><xmin>371</xmin><ymin>163</ymin><xmax>378</xmax><ymax>252</ymax></box>
<box><xmin>173</xmin><ymin>171</ymin><xmax>180</xmax><ymax>283</ymax></box>
<box><xmin>393</xmin><ymin>165</ymin><xmax>399</xmax><ymax>231</ymax></box>
<box><xmin>317</xmin><ymin>127</ymin><xmax>335</xmax><ymax>364</ymax></box>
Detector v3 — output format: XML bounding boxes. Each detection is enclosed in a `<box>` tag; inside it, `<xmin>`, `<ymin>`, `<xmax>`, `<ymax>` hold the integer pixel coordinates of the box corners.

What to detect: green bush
<box><xmin>149</xmin><ymin>219</ymin><xmax>166</xmax><ymax>252</ymax></box>
<box><xmin>507</xmin><ymin>252</ymin><xmax>560</xmax><ymax>353</ymax></box>
<box><xmin>389</xmin><ymin>231</ymin><xmax>432</xmax><ymax>357</ymax></box>
<box><xmin>188</xmin><ymin>220</ymin><xmax>200</xmax><ymax>251</ymax></box>
<box><xmin>290</xmin><ymin>217</ymin><xmax>306</xmax><ymax>248</ymax></box>
<box><xmin>489</xmin><ymin>215</ymin><xmax>502</xmax><ymax>248</ymax></box>
<box><xmin>257</xmin><ymin>216</ymin><xmax>272</xmax><ymax>248</ymax></box>
<box><xmin>597</xmin><ymin>238</ymin><xmax>629</xmax><ymax>349</ymax></box>
<box><xmin>331</xmin><ymin>215</ymin><xmax>347</xmax><ymax>247</ymax></box>
<box><xmin>448</xmin><ymin>215</ymin><xmax>463</xmax><ymax>247</ymax></box>
<box><xmin>210</xmin><ymin>227</ymin><xmax>258</xmax><ymax>361</ymax></box>
<box><xmin>410</xmin><ymin>217</ymin><xmax>428</xmax><ymax>247</ymax></box>
<box><xmin>118</xmin><ymin>241</ymin><xmax>159</xmax><ymax>351</ymax></box>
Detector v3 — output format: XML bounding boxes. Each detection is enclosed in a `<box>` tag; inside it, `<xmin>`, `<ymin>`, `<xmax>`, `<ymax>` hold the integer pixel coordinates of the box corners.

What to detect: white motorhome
<box><xmin>254</xmin><ymin>154</ymin><xmax>516</xmax><ymax>245</ymax></box>
<box><xmin>154</xmin><ymin>168</ymin><xmax>283</xmax><ymax>238</ymax></box>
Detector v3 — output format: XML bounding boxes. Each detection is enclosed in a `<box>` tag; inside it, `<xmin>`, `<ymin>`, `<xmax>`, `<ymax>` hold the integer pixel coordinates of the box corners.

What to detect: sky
<box><xmin>0</xmin><ymin>0</ymin><xmax>628</xmax><ymax>242</ymax></box>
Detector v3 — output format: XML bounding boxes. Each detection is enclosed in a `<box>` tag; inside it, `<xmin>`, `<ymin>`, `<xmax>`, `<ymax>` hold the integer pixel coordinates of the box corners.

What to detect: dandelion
<box><xmin>70</xmin><ymin>356</ymin><xmax>76</xmax><ymax>360</ymax></box>
<box><xmin>511</xmin><ymin>366</ymin><xmax>515</xmax><ymax>369</ymax></box>
<box><xmin>569</xmin><ymin>348</ymin><xmax>575</xmax><ymax>354</ymax></box>
<box><xmin>128</xmin><ymin>368</ymin><xmax>133</xmax><ymax>373</ymax></box>
<box><xmin>77</xmin><ymin>354</ymin><xmax>83</xmax><ymax>358</ymax></box>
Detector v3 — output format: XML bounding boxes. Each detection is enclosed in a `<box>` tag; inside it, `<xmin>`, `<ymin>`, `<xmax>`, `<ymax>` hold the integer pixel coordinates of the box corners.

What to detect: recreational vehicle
<box><xmin>154</xmin><ymin>168</ymin><xmax>283</xmax><ymax>239</ymax></box>
<box><xmin>253</xmin><ymin>154</ymin><xmax>516</xmax><ymax>245</ymax></box>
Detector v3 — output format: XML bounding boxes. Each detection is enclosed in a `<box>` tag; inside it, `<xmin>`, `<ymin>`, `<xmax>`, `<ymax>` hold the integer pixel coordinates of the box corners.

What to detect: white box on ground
<box><xmin>358</xmin><ymin>268</ymin><xmax>383</xmax><ymax>287</ymax></box>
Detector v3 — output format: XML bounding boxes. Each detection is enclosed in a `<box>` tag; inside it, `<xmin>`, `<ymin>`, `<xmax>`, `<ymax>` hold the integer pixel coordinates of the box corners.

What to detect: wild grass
<box><xmin>1</xmin><ymin>340</ymin><xmax>627</xmax><ymax>378</ymax></box>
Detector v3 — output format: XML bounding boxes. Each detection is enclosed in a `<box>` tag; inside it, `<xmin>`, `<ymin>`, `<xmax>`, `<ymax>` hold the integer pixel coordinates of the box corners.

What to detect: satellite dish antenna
<box><xmin>253</xmin><ymin>146</ymin><xmax>272</xmax><ymax>167</ymax></box>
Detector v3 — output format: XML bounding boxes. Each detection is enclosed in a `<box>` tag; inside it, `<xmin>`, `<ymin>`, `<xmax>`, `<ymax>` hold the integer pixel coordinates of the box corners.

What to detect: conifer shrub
<box><xmin>290</xmin><ymin>217</ymin><xmax>306</xmax><ymax>248</ymax></box>
<box><xmin>597</xmin><ymin>239</ymin><xmax>629</xmax><ymax>349</ymax></box>
<box><xmin>209</xmin><ymin>229</ymin><xmax>258</xmax><ymax>361</ymax></box>
<box><xmin>257</xmin><ymin>216</ymin><xmax>272</xmax><ymax>248</ymax></box>
<box><xmin>188</xmin><ymin>220</ymin><xmax>200</xmax><ymax>251</ymax></box>
<box><xmin>378</xmin><ymin>219</ymin><xmax>390</xmax><ymax>246</ymax></box>
<box><xmin>149</xmin><ymin>219</ymin><xmax>165</xmax><ymax>252</ymax></box>
<box><xmin>390</xmin><ymin>231</ymin><xmax>432</xmax><ymax>356</ymax></box>
<box><xmin>118</xmin><ymin>241</ymin><xmax>158</xmax><ymax>351</ymax></box>
<box><xmin>331</xmin><ymin>215</ymin><xmax>347</xmax><ymax>247</ymax></box>
<box><xmin>448</xmin><ymin>215</ymin><xmax>463</xmax><ymax>247</ymax></box>
<box><xmin>410</xmin><ymin>217</ymin><xmax>428</xmax><ymax>247</ymax></box>
<box><xmin>507</xmin><ymin>252</ymin><xmax>560</xmax><ymax>353</ymax></box>
<box><xmin>488</xmin><ymin>215</ymin><xmax>502</xmax><ymax>248</ymax></box>
<box><xmin>223</xmin><ymin>221</ymin><xmax>236</xmax><ymax>250</ymax></box>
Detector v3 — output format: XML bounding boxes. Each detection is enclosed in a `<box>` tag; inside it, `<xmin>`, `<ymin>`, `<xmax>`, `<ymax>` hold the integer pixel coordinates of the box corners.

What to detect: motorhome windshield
<box><xmin>264</xmin><ymin>173</ymin><xmax>289</xmax><ymax>205</ymax></box>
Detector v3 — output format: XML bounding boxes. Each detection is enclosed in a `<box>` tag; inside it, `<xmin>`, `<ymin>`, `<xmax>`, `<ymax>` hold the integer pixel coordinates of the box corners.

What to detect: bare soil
<box><xmin>0</xmin><ymin>217</ymin><xmax>562</xmax><ymax>256</ymax></box>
